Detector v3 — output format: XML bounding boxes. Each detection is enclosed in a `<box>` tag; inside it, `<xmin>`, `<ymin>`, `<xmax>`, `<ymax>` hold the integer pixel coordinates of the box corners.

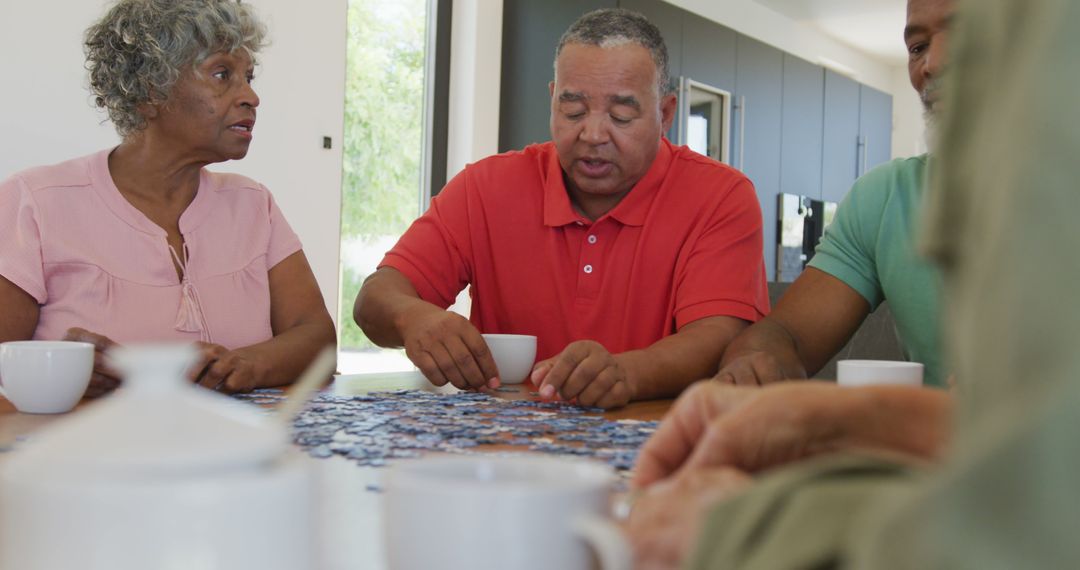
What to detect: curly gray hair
<box><xmin>84</xmin><ymin>0</ymin><xmax>268</xmax><ymax>137</ymax></box>
<box><xmin>555</xmin><ymin>8</ymin><xmax>672</xmax><ymax>96</ymax></box>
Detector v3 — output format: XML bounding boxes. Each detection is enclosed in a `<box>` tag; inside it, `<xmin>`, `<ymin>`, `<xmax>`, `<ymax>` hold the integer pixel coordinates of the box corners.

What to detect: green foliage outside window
<box><xmin>338</xmin><ymin>0</ymin><xmax>427</xmax><ymax>349</ymax></box>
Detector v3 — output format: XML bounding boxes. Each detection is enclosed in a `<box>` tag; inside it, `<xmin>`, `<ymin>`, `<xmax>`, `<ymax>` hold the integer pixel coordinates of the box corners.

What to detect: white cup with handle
<box><xmin>837</xmin><ymin>359</ymin><xmax>924</xmax><ymax>387</ymax></box>
<box><xmin>0</xmin><ymin>341</ymin><xmax>94</xmax><ymax>413</ymax></box>
<box><xmin>383</xmin><ymin>455</ymin><xmax>630</xmax><ymax>570</ymax></box>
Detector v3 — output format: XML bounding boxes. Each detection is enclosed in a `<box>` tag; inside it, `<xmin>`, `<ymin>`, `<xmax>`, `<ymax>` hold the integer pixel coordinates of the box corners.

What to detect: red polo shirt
<box><xmin>380</xmin><ymin>139</ymin><xmax>769</xmax><ymax>362</ymax></box>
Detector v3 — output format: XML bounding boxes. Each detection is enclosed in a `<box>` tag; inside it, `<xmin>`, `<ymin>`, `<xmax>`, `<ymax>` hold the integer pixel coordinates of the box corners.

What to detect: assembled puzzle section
<box><xmin>235</xmin><ymin>389</ymin><xmax>656</xmax><ymax>473</ymax></box>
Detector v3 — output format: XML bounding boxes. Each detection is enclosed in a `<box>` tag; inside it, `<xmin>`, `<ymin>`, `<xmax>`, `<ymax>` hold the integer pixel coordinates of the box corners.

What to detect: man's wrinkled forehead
<box><xmin>554</xmin><ymin>42</ymin><xmax>662</xmax><ymax>95</ymax></box>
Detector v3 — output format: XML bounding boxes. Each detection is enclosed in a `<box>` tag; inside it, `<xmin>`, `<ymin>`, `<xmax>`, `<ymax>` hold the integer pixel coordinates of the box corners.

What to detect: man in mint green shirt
<box><xmin>714</xmin><ymin>0</ymin><xmax>946</xmax><ymax>386</ymax></box>
<box><xmin>806</xmin><ymin>154</ymin><xmax>943</xmax><ymax>386</ymax></box>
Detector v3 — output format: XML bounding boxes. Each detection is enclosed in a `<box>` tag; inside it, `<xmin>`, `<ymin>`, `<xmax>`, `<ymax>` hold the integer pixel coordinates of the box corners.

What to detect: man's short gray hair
<box><xmin>84</xmin><ymin>0</ymin><xmax>268</xmax><ymax>138</ymax></box>
<box><xmin>555</xmin><ymin>8</ymin><xmax>672</xmax><ymax>96</ymax></box>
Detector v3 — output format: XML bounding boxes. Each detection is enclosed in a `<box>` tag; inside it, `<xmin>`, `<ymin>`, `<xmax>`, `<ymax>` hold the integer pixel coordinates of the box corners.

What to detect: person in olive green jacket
<box><xmin>625</xmin><ymin>0</ymin><xmax>1080</xmax><ymax>568</ymax></box>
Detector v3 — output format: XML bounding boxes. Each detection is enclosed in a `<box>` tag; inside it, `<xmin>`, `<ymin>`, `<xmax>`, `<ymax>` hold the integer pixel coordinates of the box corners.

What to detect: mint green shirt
<box><xmin>807</xmin><ymin>155</ymin><xmax>945</xmax><ymax>388</ymax></box>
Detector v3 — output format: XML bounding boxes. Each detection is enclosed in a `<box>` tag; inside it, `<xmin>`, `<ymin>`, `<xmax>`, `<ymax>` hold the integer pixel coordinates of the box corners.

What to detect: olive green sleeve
<box><xmin>685</xmin><ymin>456</ymin><xmax>916</xmax><ymax>570</ymax></box>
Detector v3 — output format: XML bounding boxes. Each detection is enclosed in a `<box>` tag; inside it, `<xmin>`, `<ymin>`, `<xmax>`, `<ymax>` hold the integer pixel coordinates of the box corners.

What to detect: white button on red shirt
<box><xmin>583</xmin><ymin>264</ymin><xmax>594</xmax><ymax>274</ymax></box>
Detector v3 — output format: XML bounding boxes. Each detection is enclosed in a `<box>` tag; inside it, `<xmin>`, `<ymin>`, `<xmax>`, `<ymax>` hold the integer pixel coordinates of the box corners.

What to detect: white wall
<box><xmin>215</xmin><ymin>0</ymin><xmax>347</xmax><ymax>326</ymax></box>
<box><xmin>890</xmin><ymin>65</ymin><xmax>929</xmax><ymax>158</ymax></box>
<box><xmin>447</xmin><ymin>0</ymin><xmax>504</xmax><ymax>180</ymax></box>
<box><xmin>0</xmin><ymin>4</ymin><xmax>122</xmax><ymax>170</ymax></box>
<box><xmin>0</xmin><ymin>1</ymin><xmax>347</xmax><ymax>325</ymax></box>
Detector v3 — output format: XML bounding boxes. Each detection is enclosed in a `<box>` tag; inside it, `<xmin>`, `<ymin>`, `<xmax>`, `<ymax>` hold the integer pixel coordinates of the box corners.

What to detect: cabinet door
<box><xmin>859</xmin><ymin>84</ymin><xmax>894</xmax><ymax>173</ymax></box>
<box><xmin>733</xmin><ymin>35</ymin><xmax>783</xmax><ymax>281</ymax></box>
<box><xmin>780</xmin><ymin>54</ymin><xmax>824</xmax><ymax>201</ymax></box>
<box><xmin>498</xmin><ymin>0</ymin><xmax>616</xmax><ymax>152</ymax></box>
<box><xmin>822</xmin><ymin>70</ymin><xmax>861</xmax><ymax>204</ymax></box>
<box><xmin>620</xmin><ymin>0</ymin><xmax>685</xmax><ymax>141</ymax></box>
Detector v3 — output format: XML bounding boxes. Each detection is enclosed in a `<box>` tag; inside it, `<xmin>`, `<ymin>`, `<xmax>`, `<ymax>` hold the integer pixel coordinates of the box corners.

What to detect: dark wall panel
<box><xmin>681</xmin><ymin>13</ymin><xmax>736</xmax><ymax>94</ymax></box>
<box><xmin>734</xmin><ymin>35</ymin><xmax>783</xmax><ymax>281</ymax></box>
<box><xmin>779</xmin><ymin>54</ymin><xmax>824</xmax><ymax>200</ymax></box>
<box><xmin>859</xmin><ymin>84</ymin><xmax>894</xmax><ymax>173</ymax></box>
<box><xmin>620</xmin><ymin>0</ymin><xmax>684</xmax><ymax>140</ymax></box>
<box><xmin>822</xmin><ymin>70</ymin><xmax>861</xmax><ymax>203</ymax></box>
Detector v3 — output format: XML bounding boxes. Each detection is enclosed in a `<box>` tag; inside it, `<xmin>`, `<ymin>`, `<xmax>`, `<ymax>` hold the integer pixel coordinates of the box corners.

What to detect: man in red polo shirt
<box><xmin>354</xmin><ymin>8</ymin><xmax>769</xmax><ymax>409</ymax></box>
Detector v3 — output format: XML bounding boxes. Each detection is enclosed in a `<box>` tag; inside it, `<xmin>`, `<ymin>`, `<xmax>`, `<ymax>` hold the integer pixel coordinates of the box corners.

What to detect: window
<box><xmin>337</xmin><ymin>0</ymin><xmax>437</xmax><ymax>374</ymax></box>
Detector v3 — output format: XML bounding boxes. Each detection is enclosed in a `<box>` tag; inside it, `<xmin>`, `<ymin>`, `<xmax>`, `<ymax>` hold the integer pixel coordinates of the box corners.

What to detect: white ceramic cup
<box><xmin>481</xmin><ymin>334</ymin><xmax>537</xmax><ymax>384</ymax></box>
<box><xmin>383</xmin><ymin>455</ymin><xmax>630</xmax><ymax>570</ymax></box>
<box><xmin>0</xmin><ymin>341</ymin><xmax>94</xmax><ymax>413</ymax></box>
<box><xmin>836</xmin><ymin>359</ymin><xmax>924</xmax><ymax>387</ymax></box>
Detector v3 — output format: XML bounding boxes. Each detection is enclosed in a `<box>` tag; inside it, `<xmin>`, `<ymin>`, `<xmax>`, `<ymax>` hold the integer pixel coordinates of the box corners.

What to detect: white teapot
<box><xmin>0</xmin><ymin>344</ymin><xmax>314</xmax><ymax>570</ymax></box>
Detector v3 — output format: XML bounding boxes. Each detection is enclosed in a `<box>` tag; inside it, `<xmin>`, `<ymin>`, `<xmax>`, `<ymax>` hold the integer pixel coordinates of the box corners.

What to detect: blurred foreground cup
<box><xmin>837</xmin><ymin>359</ymin><xmax>924</xmax><ymax>387</ymax></box>
<box><xmin>0</xmin><ymin>343</ymin><xmax>314</xmax><ymax>570</ymax></box>
<box><xmin>384</xmin><ymin>455</ymin><xmax>630</xmax><ymax>570</ymax></box>
<box><xmin>0</xmin><ymin>341</ymin><xmax>93</xmax><ymax>414</ymax></box>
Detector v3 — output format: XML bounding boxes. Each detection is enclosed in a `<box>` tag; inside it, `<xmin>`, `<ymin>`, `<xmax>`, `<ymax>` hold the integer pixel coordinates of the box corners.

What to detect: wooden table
<box><xmin>0</xmin><ymin>371</ymin><xmax>672</xmax><ymax>569</ymax></box>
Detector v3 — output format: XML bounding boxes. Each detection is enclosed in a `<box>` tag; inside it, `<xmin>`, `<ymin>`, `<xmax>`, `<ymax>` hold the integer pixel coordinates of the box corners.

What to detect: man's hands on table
<box><xmin>398</xmin><ymin>305</ymin><xmax>501</xmax><ymax>391</ymax></box>
<box><xmin>397</xmin><ymin>318</ymin><xmax>636</xmax><ymax>409</ymax></box>
<box><xmin>529</xmin><ymin>316</ymin><xmax>750</xmax><ymax>410</ymax></box>
<box><xmin>714</xmin><ymin>350</ymin><xmax>805</xmax><ymax>386</ymax></box>
<box><xmin>356</xmin><ymin>268</ymin><xmax>500</xmax><ymax>391</ymax></box>
<box><xmin>382</xmin><ymin>296</ymin><xmax>636</xmax><ymax>408</ymax></box>
<box><xmin>530</xmin><ymin>340</ymin><xmax>634</xmax><ymax>409</ymax></box>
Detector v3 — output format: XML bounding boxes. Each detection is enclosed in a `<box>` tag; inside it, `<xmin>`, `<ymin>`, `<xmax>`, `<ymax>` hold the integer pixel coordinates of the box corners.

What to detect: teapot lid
<box><xmin>3</xmin><ymin>344</ymin><xmax>288</xmax><ymax>480</ymax></box>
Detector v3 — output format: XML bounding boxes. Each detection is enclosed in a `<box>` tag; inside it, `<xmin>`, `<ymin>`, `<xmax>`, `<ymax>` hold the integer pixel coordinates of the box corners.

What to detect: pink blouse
<box><xmin>0</xmin><ymin>149</ymin><xmax>303</xmax><ymax>349</ymax></box>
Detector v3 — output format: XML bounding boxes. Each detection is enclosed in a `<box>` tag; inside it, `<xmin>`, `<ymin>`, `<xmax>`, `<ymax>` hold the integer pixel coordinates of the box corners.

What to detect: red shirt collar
<box><xmin>543</xmin><ymin>138</ymin><xmax>674</xmax><ymax>227</ymax></box>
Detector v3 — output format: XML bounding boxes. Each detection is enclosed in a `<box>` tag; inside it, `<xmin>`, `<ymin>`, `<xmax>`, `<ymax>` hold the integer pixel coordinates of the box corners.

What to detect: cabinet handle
<box><xmin>855</xmin><ymin>136</ymin><xmax>864</xmax><ymax>177</ymax></box>
<box><xmin>738</xmin><ymin>96</ymin><xmax>746</xmax><ymax>171</ymax></box>
<box><xmin>861</xmin><ymin>135</ymin><xmax>869</xmax><ymax>176</ymax></box>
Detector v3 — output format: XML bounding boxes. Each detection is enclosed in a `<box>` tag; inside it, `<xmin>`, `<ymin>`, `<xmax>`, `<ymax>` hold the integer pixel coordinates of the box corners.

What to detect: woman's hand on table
<box><xmin>625</xmin><ymin>466</ymin><xmax>752</xmax><ymax>570</ymax></box>
<box><xmin>189</xmin><ymin>342</ymin><xmax>268</xmax><ymax>393</ymax></box>
<box><xmin>63</xmin><ymin>327</ymin><xmax>122</xmax><ymax>398</ymax></box>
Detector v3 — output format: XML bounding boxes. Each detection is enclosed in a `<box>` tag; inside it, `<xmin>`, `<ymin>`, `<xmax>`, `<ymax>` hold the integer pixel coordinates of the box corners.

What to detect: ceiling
<box><xmin>754</xmin><ymin>0</ymin><xmax>909</xmax><ymax>66</ymax></box>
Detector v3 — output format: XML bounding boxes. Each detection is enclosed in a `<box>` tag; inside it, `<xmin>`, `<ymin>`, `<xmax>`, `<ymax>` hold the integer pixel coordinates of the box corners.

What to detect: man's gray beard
<box><xmin>920</xmin><ymin>79</ymin><xmax>941</xmax><ymax>154</ymax></box>
<box><xmin>923</xmin><ymin>106</ymin><xmax>938</xmax><ymax>154</ymax></box>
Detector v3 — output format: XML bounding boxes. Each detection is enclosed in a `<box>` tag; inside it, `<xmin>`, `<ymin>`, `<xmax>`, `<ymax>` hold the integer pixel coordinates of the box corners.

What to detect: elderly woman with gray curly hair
<box><xmin>0</xmin><ymin>0</ymin><xmax>336</xmax><ymax>396</ymax></box>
